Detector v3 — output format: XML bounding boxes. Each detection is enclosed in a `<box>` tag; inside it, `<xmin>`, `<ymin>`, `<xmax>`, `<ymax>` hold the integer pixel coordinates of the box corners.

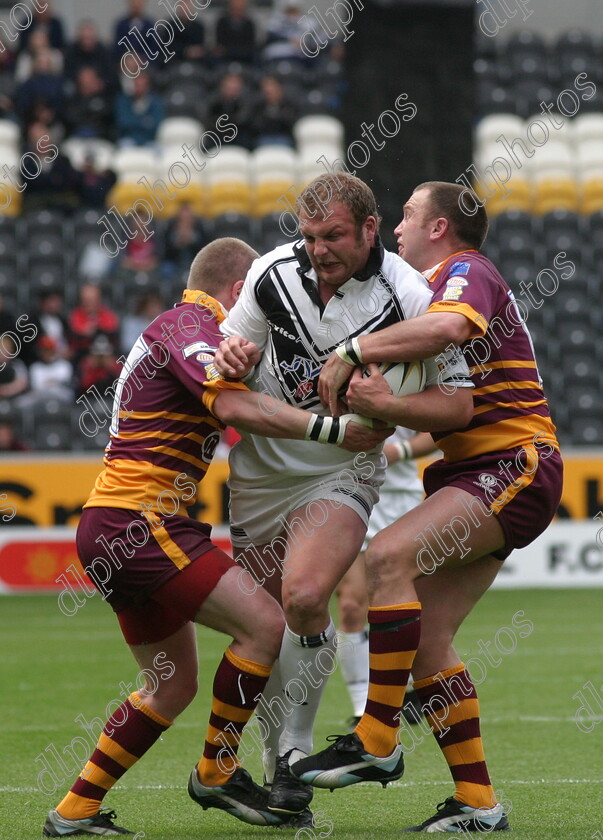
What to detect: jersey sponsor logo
<box><xmin>182</xmin><ymin>341</ymin><xmax>216</xmax><ymax>359</ymax></box>
<box><xmin>473</xmin><ymin>473</ymin><xmax>500</xmax><ymax>496</ymax></box>
<box><xmin>446</xmin><ymin>278</ymin><xmax>468</xmax><ymax>287</ymax></box>
<box><xmin>196</xmin><ymin>352</ymin><xmax>215</xmax><ymax>363</ymax></box>
<box><xmin>449</xmin><ymin>261</ymin><xmax>471</xmax><ymax>277</ymax></box>
<box><xmin>443</xmin><ymin>287</ymin><xmax>464</xmax><ymax>300</ymax></box>
<box><xmin>295</xmin><ymin>380</ymin><xmax>313</xmax><ymax>399</ymax></box>
<box><xmin>280</xmin><ymin>354</ymin><xmax>322</xmax><ymax>381</ymax></box>
<box><xmin>268</xmin><ymin>320</ymin><xmax>297</xmax><ymax>341</ymax></box>
<box><xmin>203</xmin><ymin>363</ymin><xmax>223</xmax><ymax>382</ymax></box>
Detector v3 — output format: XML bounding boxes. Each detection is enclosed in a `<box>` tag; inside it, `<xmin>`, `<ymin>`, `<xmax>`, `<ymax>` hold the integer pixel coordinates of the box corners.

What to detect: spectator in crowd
<box><xmin>15</xmin><ymin>28</ymin><xmax>63</xmax><ymax>83</ymax></box>
<box><xmin>214</xmin><ymin>0</ymin><xmax>257</xmax><ymax>65</ymax></box>
<box><xmin>76</xmin><ymin>333</ymin><xmax>121</xmax><ymax>397</ymax></box>
<box><xmin>23</xmin><ymin>336</ymin><xmax>73</xmax><ymax>402</ymax></box>
<box><xmin>115</xmin><ymin>71</ymin><xmax>164</xmax><ymax>146</ymax></box>
<box><xmin>0</xmin><ymin>336</ymin><xmax>28</xmax><ymax>399</ymax></box>
<box><xmin>21</xmin><ymin>122</ymin><xmax>79</xmax><ymax>212</ymax></box>
<box><xmin>69</xmin><ymin>283</ymin><xmax>119</xmax><ymax>364</ymax></box>
<box><xmin>76</xmin><ymin>152</ymin><xmax>116</xmax><ymax>209</ymax></box>
<box><xmin>120</xmin><ymin>217</ymin><xmax>159</xmax><ymax>272</ymax></box>
<box><xmin>65</xmin><ymin>20</ymin><xmax>116</xmax><ymax>91</ymax></box>
<box><xmin>16</xmin><ymin>49</ymin><xmax>65</xmax><ymax>124</ymax></box>
<box><xmin>170</xmin><ymin>0</ymin><xmax>207</xmax><ymax>62</ymax></box>
<box><xmin>262</xmin><ymin>0</ymin><xmax>322</xmax><ymax>64</ymax></box>
<box><xmin>252</xmin><ymin>74</ymin><xmax>297</xmax><ymax>147</ymax></box>
<box><xmin>18</xmin><ymin>1</ymin><xmax>65</xmax><ymax>54</ymax></box>
<box><xmin>207</xmin><ymin>71</ymin><xmax>255</xmax><ymax>148</ymax></box>
<box><xmin>113</xmin><ymin>0</ymin><xmax>155</xmax><ymax>56</ymax></box>
<box><xmin>26</xmin><ymin>100</ymin><xmax>64</xmax><ymax>146</ymax></box>
<box><xmin>0</xmin><ymin>419</ymin><xmax>28</xmax><ymax>452</ymax></box>
<box><xmin>34</xmin><ymin>288</ymin><xmax>69</xmax><ymax>357</ymax></box>
<box><xmin>120</xmin><ymin>289</ymin><xmax>164</xmax><ymax>355</ymax></box>
<box><xmin>162</xmin><ymin>203</ymin><xmax>207</xmax><ymax>275</ymax></box>
<box><xmin>64</xmin><ymin>67</ymin><xmax>114</xmax><ymax>139</ymax></box>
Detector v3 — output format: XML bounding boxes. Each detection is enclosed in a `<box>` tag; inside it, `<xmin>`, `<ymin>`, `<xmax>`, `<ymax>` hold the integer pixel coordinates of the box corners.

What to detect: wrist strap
<box><xmin>305</xmin><ymin>414</ymin><xmax>344</xmax><ymax>445</ymax></box>
<box><xmin>394</xmin><ymin>439</ymin><xmax>413</xmax><ymax>461</ymax></box>
<box><xmin>335</xmin><ymin>337</ymin><xmax>363</xmax><ymax>366</ymax></box>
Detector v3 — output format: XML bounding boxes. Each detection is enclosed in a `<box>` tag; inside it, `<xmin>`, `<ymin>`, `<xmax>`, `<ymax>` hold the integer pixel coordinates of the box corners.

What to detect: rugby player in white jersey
<box><xmin>214</xmin><ymin>173</ymin><xmax>473</xmax><ymax>819</ymax></box>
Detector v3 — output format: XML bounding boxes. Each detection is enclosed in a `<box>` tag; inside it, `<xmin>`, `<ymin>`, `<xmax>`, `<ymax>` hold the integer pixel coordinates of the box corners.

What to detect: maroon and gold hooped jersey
<box><xmin>84</xmin><ymin>290</ymin><xmax>248</xmax><ymax>515</ymax></box>
<box><xmin>425</xmin><ymin>250</ymin><xmax>559</xmax><ymax>463</ymax></box>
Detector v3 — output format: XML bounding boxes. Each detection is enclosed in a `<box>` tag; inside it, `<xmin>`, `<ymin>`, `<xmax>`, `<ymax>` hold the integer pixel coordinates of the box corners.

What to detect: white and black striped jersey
<box><xmin>222</xmin><ymin>238</ymin><xmax>471</xmax><ymax>477</ymax></box>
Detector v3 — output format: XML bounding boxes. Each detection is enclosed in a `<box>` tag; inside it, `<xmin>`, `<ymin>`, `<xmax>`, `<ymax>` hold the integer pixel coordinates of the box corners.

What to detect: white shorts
<box><xmin>362</xmin><ymin>487</ymin><xmax>424</xmax><ymax>550</ymax></box>
<box><xmin>229</xmin><ymin>468</ymin><xmax>383</xmax><ymax>548</ymax></box>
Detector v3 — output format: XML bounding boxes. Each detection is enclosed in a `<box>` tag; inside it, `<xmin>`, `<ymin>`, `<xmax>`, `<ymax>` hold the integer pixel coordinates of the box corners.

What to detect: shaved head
<box><xmin>187</xmin><ymin>238</ymin><xmax>259</xmax><ymax>297</ymax></box>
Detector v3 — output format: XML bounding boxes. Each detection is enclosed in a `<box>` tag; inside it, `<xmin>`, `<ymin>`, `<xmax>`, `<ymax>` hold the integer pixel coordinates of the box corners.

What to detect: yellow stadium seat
<box><xmin>0</xmin><ymin>183</ymin><xmax>22</xmax><ymax>216</ymax></box>
<box><xmin>206</xmin><ymin>181</ymin><xmax>252</xmax><ymax>217</ymax></box>
<box><xmin>580</xmin><ymin>177</ymin><xmax>603</xmax><ymax>214</ymax></box>
<box><xmin>475</xmin><ymin>177</ymin><xmax>532</xmax><ymax>217</ymax></box>
<box><xmin>532</xmin><ymin>177</ymin><xmax>579</xmax><ymax>214</ymax></box>
<box><xmin>252</xmin><ymin>180</ymin><xmax>293</xmax><ymax>217</ymax></box>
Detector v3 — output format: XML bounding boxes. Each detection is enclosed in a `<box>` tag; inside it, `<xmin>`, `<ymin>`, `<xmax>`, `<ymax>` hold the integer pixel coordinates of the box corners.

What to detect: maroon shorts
<box><xmin>76</xmin><ymin>508</ymin><xmax>236</xmax><ymax>645</ymax></box>
<box><xmin>423</xmin><ymin>446</ymin><xmax>563</xmax><ymax>561</ymax></box>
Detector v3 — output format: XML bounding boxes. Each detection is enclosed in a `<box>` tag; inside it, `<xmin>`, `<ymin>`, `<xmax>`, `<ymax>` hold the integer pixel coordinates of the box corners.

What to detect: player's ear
<box><xmin>431</xmin><ymin>216</ymin><xmax>448</xmax><ymax>240</ymax></box>
<box><xmin>232</xmin><ymin>279</ymin><xmax>245</xmax><ymax>300</ymax></box>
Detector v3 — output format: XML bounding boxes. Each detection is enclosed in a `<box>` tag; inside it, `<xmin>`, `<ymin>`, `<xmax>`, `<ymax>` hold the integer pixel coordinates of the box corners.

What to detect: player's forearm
<box><xmin>364</xmin><ymin>386</ymin><xmax>474</xmax><ymax>432</ymax></box>
<box><xmin>213</xmin><ymin>389</ymin><xmax>310</xmax><ymax>439</ymax></box>
<box><xmin>357</xmin><ymin>312</ymin><xmax>469</xmax><ymax>363</ymax></box>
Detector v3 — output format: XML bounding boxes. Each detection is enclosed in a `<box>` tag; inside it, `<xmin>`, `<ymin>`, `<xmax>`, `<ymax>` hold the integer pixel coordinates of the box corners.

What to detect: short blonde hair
<box><xmin>187</xmin><ymin>237</ymin><xmax>259</xmax><ymax>296</ymax></box>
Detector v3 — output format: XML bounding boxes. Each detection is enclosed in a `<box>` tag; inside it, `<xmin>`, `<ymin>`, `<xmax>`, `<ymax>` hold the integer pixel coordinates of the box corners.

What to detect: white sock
<box><xmin>277</xmin><ymin>619</ymin><xmax>338</xmax><ymax>759</ymax></box>
<box><xmin>337</xmin><ymin>629</ymin><xmax>369</xmax><ymax>717</ymax></box>
<box><xmin>256</xmin><ymin>660</ymin><xmax>286</xmax><ymax>785</ymax></box>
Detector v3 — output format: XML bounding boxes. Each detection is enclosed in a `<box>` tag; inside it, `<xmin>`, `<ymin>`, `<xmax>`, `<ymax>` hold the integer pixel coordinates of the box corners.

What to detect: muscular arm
<box><xmin>357</xmin><ymin>311</ymin><xmax>473</xmax><ymax>363</ymax></box>
<box><xmin>212</xmin><ymin>388</ymin><xmax>391</xmax><ymax>451</ymax></box>
<box><xmin>345</xmin><ymin>366</ymin><xmax>474</xmax><ymax>432</ymax></box>
<box><xmin>318</xmin><ymin>311</ymin><xmax>473</xmax><ymax>414</ymax></box>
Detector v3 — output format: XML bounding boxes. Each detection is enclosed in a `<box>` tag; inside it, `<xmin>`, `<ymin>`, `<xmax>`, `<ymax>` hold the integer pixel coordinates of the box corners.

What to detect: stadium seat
<box><xmin>253</xmin><ymin>181</ymin><xmax>294</xmax><ymax>218</ymax></box>
<box><xmin>211</xmin><ymin>213</ymin><xmax>255</xmax><ymax>244</ymax></box>
<box><xmin>476</xmin><ymin>114</ymin><xmax>525</xmax><ymax>151</ymax></box>
<box><xmin>28</xmin><ymin>232</ymin><xmax>65</xmax><ymax>260</ymax></box>
<box><xmin>113</xmin><ymin>148</ymin><xmax>158</xmax><ymax>182</ymax></box>
<box><xmin>27</xmin><ymin>261</ymin><xmax>67</xmax><ymax>294</ymax></box>
<box><xmin>479</xmin><ymin>176</ymin><xmax>532</xmax><ymax>216</ymax></box>
<box><xmin>570</xmin><ymin>413</ymin><xmax>603</xmax><ymax>445</ymax></box>
<box><xmin>259</xmin><ymin>213</ymin><xmax>295</xmax><ymax>252</ymax></box>
<box><xmin>580</xmin><ymin>177</ymin><xmax>603</xmax><ymax>214</ymax></box>
<box><xmin>206</xmin><ymin>181</ymin><xmax>252</xmax><ymax>217</ymax></box>
<box><xmin>30</xmin><ymin>398</ymin><xmax>74</xmax><ymax>451</ymax></box>
<box><xmin>164</xmin><ymin>83</ymin><xmax>206</xmax><ymax>120</ymax></box>
<box><xmin>252</xmin><ymin>146</ymin><xmax>298</xmax><ymax>182</ymax></box>
<box><xmin>572</xmin><ymin>113</ymin><xmax>603</xmax><ymax>146</ymax></box>
<box><xmin>528</xmin><ymin>141</ymin><xmax>574</xmax><ymax>180</ymax></box>
<box><xmin>293</xmin><ymin>115</ymin><xmax>344</xmax><ymax>153</ymax></box>
<box><xmin>62</xmin><ymin>138</ymin><xmax>115</xmax><ymax>172</ymax></box>
<box><xmin>72</xmin><ymin>403</ymin><xmax>111</xmax><ymax>451</ymax></box>
<box><xmin>586</xmin><ymin>210</ymin><xmax>603</xmax><ymax>246</ymax></box>
<box><xmin>205</xmin><ymin>146</ymin><xmax>251</xmax><ymax>180</ymax></box>
<box><xmin>0</xmin><ymin>259</ymin><xmax>19</xmax><ymax>309</ymax></box>
<box><xmin>157</xmin><ymin>117</ymin><xmax>204</xmax><ymax>148</ymax></box>
<box><xmin>539</xmin><ymin>209</ymin><xmax>582</xmax><ymax>238</ymax></box>
<box><xmin>532</xmin><ymin>177</ymin><xmax>579</xmax><ymax>214</ymax></box>
<box><xmin>477</xmin><ymin>85</ymin><xmax>516</xmax><ymax>116</ymax></box>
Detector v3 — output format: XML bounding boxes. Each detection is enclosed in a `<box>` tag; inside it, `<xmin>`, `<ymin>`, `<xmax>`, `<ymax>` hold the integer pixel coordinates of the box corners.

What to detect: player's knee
<box><xmin>338</xmin><ymin>596</ymin><xmax>365</xmax><ymax>629</ymax></box>
<box><xmin>364</xmin><ymin>540</ymin><xmax>412</xmax><ymax>592</ymax></box>
<box><xmin>283</xmin><ymin>582</ymin><xmax>328</xmax><ymax>623</ymax></box>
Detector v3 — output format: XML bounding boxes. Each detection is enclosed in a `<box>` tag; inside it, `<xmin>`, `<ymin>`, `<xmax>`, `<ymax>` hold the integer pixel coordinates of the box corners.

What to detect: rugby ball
<box><xmin>343</xmin><ymin>360</ymin><xmax>427</xmax><ymax>429</ymax></box>
<box><xmin>363</xmin><ymin>360</ymin><xmax>427</xmax><ymax>397</ymax></box>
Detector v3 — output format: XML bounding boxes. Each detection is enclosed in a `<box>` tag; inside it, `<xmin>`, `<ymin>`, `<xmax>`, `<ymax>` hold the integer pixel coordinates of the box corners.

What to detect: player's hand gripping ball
<box><xmin>342</xmin><ymin>360</ymin><xmax>427</xmax><ymax>427</ymax></box>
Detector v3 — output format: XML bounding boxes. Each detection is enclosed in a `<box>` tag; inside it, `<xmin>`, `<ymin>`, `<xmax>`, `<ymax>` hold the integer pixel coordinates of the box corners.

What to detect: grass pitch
<box><xmin>1</xmin><ymin>589</ymin><xmax>601</xmax><ymax>840</ymax></box>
